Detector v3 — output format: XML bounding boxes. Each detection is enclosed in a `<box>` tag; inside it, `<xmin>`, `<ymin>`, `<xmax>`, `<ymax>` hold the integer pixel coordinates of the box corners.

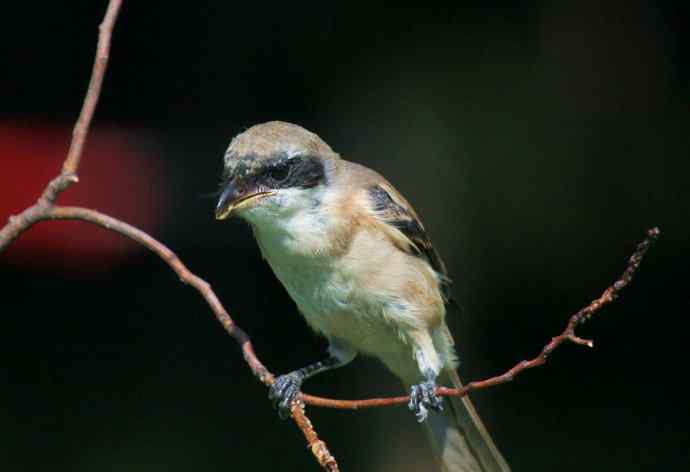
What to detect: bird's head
<box><xmin>215</xmin><ymin>121</ymin><xmax>338</xmax><ymax>224</ymax></box>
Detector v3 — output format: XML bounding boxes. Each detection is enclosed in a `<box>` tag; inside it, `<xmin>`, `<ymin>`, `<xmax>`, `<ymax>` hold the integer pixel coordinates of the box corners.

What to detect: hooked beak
<box><xmin>215</xmin><ymin>180</ymin><xmax>274</xmax><ymax>220</ymax></box>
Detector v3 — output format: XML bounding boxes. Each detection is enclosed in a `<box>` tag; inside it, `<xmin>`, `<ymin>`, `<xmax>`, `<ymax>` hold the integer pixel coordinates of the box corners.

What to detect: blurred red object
<box><xmin>1</xmin><ymin>123</ymin><xmax>166</xmax><ymax>272</ymax></box>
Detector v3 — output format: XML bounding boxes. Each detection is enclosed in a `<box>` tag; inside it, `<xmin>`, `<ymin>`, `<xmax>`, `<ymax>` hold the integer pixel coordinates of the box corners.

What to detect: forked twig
<box><xmin>0</xmin><ymin>1</ymin><xmax>336</xmax><ymax>469</ymax></box>
<box><xmin>0</xmin><ymin>1</ymin><xmax>660</xmax><ymax>470</ymax></box>
<box><xmin>0</xmin><ymin>0</ymin><xmax>122</xmax><ymax>248</ymax></box>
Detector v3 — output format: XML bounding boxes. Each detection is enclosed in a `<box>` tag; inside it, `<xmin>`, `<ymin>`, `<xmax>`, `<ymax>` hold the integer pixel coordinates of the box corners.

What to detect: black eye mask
<box><xmin>258</xmin><ymin>155</ymin><xmax>326</xmax><ymax>190</ymax></box>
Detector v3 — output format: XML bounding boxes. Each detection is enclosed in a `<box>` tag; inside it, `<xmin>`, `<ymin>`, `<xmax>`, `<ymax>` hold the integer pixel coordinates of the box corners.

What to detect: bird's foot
<box><xmin>268</xmin><ymin>371</ymin><xmax>304</xmax><ymax>419</ymax></box>
<box><xmin>409</xmin><ymin>379</ymin><xmax>443</xmax><ymax>422</ymax></box>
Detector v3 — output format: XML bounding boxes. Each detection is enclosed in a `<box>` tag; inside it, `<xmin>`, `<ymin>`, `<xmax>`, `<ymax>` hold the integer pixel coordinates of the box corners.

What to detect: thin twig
<box><xmin>62</xmin><ymin>0</ymin><xmax>122</xmax><ymax>175</ymax></box>
<box><xmin>291</xmin><ymin>401</ymin><xmax>340</xmax><ymax>472</ymax></box>
<box><xmin>0</xmin><ymin>2</ymin><xmax>338</xmax><ymax>467</ymax></box>
<box><xmin>299</xmin><ymin>227</ymin><xmax>661</xmax><ymax>410</ymax></box>
<box><xmin>0</xmin><ymin>0</ymin><xmax>122</xmax><ymax>250</ymax></box>
<box><xmin>43</xmin><ymin>206</ymin><xmax>273</xmax><ymax>383</ymax></box>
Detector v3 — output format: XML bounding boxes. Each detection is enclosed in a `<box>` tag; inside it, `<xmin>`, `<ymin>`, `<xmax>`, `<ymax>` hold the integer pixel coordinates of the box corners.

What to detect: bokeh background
<box><xmin>2</xmin><ymin>2</ymin><xmax>689</xmax><ymax>471</ymax></box>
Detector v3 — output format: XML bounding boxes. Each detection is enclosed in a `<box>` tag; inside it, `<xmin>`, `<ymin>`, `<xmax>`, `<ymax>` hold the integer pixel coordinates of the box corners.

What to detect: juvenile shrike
<box><xmin>216</xmin><ymin>121</ymin><xmax>510</xmax><ymax>472</ymax></box>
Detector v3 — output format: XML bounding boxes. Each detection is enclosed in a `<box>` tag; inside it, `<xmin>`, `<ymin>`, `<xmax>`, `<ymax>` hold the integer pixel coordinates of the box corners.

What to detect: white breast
<box><xmin>252</xmin><ymin>205</ymin><xmax>357</xmax><ymax>328</ymax></box>
<box><xmin>256</xmin><ymin>211</ymin><xmax>422</xmax><ymax>358</ymax></box>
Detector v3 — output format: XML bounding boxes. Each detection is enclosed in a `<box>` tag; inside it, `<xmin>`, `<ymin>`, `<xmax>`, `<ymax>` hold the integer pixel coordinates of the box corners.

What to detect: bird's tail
<box><xmin>423</xmin><ymin>369</ymin><xmax>510</xmax><ymax>472</ymax></box>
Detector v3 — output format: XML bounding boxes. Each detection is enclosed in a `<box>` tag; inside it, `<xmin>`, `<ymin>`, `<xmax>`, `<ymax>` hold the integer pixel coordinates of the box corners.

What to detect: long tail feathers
<box><xmin>423</xmin><ymin>369</ymin><xmax>511</xmax><ymax>472</ymax></box>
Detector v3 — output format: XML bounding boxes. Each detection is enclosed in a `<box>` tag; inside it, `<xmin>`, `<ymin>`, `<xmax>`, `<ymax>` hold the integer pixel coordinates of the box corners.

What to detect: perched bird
<box><xmin>216</xmin><ymin>121</ymin><xmax>510</xmax><ymax>472</ymax></box>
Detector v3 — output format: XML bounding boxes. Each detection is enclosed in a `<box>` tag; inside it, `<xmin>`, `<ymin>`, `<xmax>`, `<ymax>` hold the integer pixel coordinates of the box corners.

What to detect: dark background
<box><xmin>2</xmin><ymin>2</ymin><xmax>689</xmax><ymax>471</ymax></box>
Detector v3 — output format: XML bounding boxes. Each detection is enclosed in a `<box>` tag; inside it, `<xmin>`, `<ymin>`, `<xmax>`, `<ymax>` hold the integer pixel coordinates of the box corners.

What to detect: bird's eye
<box><xmin>268</xmin><ymin>163</ymin><xmax>291</xmax><ymax>183</ymax></box>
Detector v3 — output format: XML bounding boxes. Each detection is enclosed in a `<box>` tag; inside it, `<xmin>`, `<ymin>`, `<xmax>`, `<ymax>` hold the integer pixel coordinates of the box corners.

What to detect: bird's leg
<box><xmin>408</xmin><ymin>333</ymin><xmax>444</xmax><ymax>422</ymax></box>
<box><xmin>269</xmin><ymin>356</ymin><xmax>341</xmax><ymax>418</ymax></box>
<box><xmin>409</xmin><ymin>368</ymin><xmax>444</xmax><ymax>422</ymax></box>
<box><xmin>269</xmin><ymin>338</ymin><xmax>356</xmax><ymax>419</ymax></box>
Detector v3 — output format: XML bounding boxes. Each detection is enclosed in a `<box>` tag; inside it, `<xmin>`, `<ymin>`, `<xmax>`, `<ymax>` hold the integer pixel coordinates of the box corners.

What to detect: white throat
<box><xmin>245</xmin><ymin>186</ymin><xmax>333</xmax><ymax>262</ymax></box>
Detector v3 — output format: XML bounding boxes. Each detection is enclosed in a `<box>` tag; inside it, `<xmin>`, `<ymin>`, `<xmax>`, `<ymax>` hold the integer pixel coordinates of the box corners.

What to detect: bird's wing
<box><xmin>366</xmin><ymin>183</ymin><xmax>451</xmax><ymax>299</ymax></box>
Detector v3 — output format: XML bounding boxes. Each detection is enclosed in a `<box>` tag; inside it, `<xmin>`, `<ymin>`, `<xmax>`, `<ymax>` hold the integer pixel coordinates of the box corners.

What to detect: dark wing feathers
<box><xmin>367</xmin><ymin>184</ymin><xmax>452</xmax><ymax>300</ymax></box>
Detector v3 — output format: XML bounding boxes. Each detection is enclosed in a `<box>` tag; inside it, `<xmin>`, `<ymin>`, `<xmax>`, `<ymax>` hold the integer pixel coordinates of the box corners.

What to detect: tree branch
<box><xmin>0</xmin><ymin>1</ymin><xmax>661</xmax><ymax>470</ymax></box>
<box><xmin>43</xmin><ymin>206</ymin><xmax>273</xmax><ymax>384</ymax></box>
<box><xmin>0</xmin><ymin>0</ymin><xmax>122</xmax><ymax>250</ymax></box>
<box><xmin>300</xmin><ymin>226</ymin><xmax>661</xmax><ymax>410</ymax></box>
<box><xmin>0</xmin><ymin>1</ymin><xmax>338</xmax><ymax>469</ymax></box>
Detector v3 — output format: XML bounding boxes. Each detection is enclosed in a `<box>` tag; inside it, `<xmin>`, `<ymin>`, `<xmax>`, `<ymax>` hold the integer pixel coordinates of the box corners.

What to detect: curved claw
<box><xmin>408</xmin><ymin>380</ymin><xmax>443</xmax><ymax>422</ymax></box>
<box><xmin>268</xmin><ymin>372</ymin><xmax>304</xmax><ymax>419</ymax></box>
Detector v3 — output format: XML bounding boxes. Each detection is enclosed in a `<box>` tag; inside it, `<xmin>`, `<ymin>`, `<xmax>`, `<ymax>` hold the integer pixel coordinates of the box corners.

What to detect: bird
<box><xmin>215</xmin><ymin>121</ymin><xmax>510</xmax><ymax>472</ymax></box>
